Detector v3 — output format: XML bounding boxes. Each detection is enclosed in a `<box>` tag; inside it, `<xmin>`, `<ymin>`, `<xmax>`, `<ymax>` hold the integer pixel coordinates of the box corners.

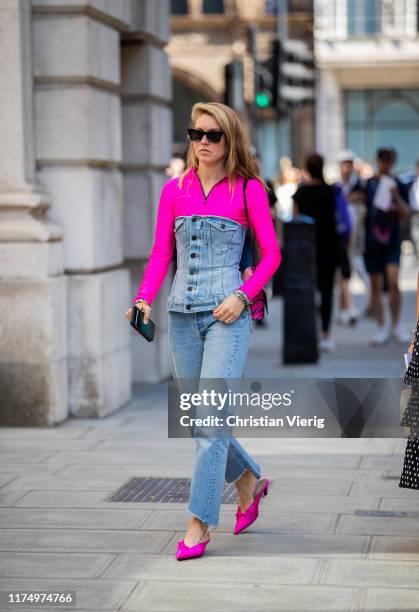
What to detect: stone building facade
<box><xmin>0</xmin><ymin>0</ymin><xmax>172</xmax><ymax>425</ymax></box>
<box><xmin>314</xmin><ymin>0</ymin><xmax>419</xmax><ymax>172</ymax></box>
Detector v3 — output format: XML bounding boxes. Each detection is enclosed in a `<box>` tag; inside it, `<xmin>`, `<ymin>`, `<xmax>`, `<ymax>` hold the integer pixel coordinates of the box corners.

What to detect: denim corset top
<box><xmin>166</xmin><ymin>215</ymin><xmax>247</xmax><ymax>313</ymax></box>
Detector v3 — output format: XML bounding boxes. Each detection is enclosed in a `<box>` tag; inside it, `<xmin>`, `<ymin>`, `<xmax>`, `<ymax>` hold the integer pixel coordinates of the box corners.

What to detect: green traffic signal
<box><xmin>255</xmin><ymin>91</ymin><xmax>271</xmax><ymax>108</ymax></box>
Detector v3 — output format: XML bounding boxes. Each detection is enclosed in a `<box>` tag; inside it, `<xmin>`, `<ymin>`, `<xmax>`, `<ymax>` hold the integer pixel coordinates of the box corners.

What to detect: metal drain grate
<box><xmin>107</xmin><ymin>477</ymin><xmax>238</xmax><ymax>503</ymax></box>
<box><xmin>355</xmin><ymin>509</ymin><xmax>419</xmax><ymax>518</ymax></box>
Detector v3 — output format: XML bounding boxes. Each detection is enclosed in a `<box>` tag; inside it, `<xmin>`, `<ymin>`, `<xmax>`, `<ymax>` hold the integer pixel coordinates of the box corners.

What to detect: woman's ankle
<box><xmin>235</xmin><ymin>469</ymin><xmax>257</xmax><ymax>489</ymax></box>
<box><xmin>184</xmin><ymin>517</ymin><xmax>209</xmax><ymax>544</ymax></box>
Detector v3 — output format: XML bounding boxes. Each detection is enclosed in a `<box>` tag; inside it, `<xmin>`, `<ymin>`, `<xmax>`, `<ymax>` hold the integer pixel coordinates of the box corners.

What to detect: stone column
<box><xmin>122</xmin><ymin>0</ymin><xmax>173</xmax><ymax>383</ymax></box>
<box><xmin>32</xmin><ymin>0</ymin><xmax>132</xmax><ymax>417</ymax></box>
<box><xmin>315</xmin><ymin>68</ymin><xmax>344</xmax><ymax>165</ymax></box>
<box><xmin>0</xmin><ymin>0</ymin><xmax>67</xmax><ymax>425</ymax></box>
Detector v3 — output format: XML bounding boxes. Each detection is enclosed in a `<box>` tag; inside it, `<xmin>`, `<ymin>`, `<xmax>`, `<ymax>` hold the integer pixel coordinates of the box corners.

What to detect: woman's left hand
<box><xmin>213</xmin><ymin>294</ymin><xmax>245</xmax><ymax>324</ymax></box>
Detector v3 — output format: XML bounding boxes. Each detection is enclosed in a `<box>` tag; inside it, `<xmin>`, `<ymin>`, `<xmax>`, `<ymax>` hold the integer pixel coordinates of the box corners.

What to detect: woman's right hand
<box><xmin>125</xmin><ymin>300</ymin><xmax>151</xmax><ymax>324</ymax></box>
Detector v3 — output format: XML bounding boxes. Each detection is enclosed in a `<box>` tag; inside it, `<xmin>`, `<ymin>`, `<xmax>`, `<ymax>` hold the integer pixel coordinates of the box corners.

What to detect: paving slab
<box><xmin>102</xmin><ymin>553</ymin><xmax>319</xmax><ymax>583</ymax></box>
<box><xmin>249</xmin><ymin>494</ymin><xmax>381</xmax><ymax>513</ymax></box>
<box><xmin>1</xmin><ymin>475</ymin><xmax>138</xmax><ymax>491</ymax></box>
<box><xmin>0</xmin><ymin>508</ymin><xmax>153</xmax><ymax>530</ymax></box>
<box><xmin>140</xmin><ymin>508</ymin><xmax>337</xmax><ymax>535</ymax></box>
<box><xmin>363</xmin><ymin>587</ymin><xmax>419</xmax><ymax>611</ymax></box>
<box><xmin>0</xmin><ymin>552</ymin><xmax>115</xmax><ymax>579</ymax></box>
<box><xmin>160</xmin><ymin>531</ymin><xmax>370</xmax><ymax>557</ymax></box>
<box><xmin>322</xmin><ymin>558</ymin><xmax>419</xmax><ymax>588</ymax></box>
<box><xmin>0</xmin><ymin>489</ymin><xmax>28</xmax><ymax>507</ymax></box>
<box><xmin>369</xmin><ymin>536</ymin><xmax>419</xmax><ymax>560</ymax></box>
<box><xmin>40</xmin><ymin>450</ymin><xmax>192</xmax><ymax>465</ymax></box>
<box><xmin>337</xmin><ymin>514</ymin><xmax>419</xmax><ymax>536</ymax></box>
<box><xmin>0</xmin><ymin>450</ymin><xmax>55</xmax><ymax>462</ymax></box>
<box><xmin>13</xmin><ymin>491</ymin><xmax>115</xmax><ymax>508</ymax></box>
<box><xmin>359</xmin><ymin>455</ymin><xmax>407</xmax><ymax>470</ymax></box>
<box><xmin>0</xmin><ymin>529</ymin><xmax>173</xmax><ymax>554</ymax></box>
<box><xmin>379</xmin><ymin>497</ymin><xmax>419</xmax><ymax>512</ymax></box>
<box><xmin>0</xmin><ymin>464</ymin><xmax>59</xmax><ymax>475</ymax></box>
<box><xmin>348</xmin><ymin>481</ymin><xmax>416</xmax><ymax>498</ymax></box>
<box><xmin>0</xmin><ymin>474</ymin><xmax>19</xmax><ymax>489</ymax></box>
<box><xmin>267</xmin><ymin>479</ymin><xmax>351</xmax><ymax>496</ymax></box>
<box><xmin>121</xmin><ymin>581</ymin><xmax>355</xmax><ymax>612</ymax></box>
<box><xmin>0</xmin><ymin>578</ymin><xmax>136</xmax><ymax>611</ymax></box>
<box><xmin>0</xmin><ymin>440</ymin><xmax>100</xmax><ymax>451</ymax></box>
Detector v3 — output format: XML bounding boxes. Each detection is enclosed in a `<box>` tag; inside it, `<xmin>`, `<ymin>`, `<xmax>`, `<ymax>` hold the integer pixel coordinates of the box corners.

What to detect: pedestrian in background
<box><xmin>335</xmin><ymin>149</ymin><xmax>368</xmax><ymax>324</ymax></box>
<box><xmin>293</xmin><ymin>152</ymin><xmax>339</xmax><ymax>352</ymax></box>
<box><xmin>364</xmin><ymin>146</ymin><xmax>411</xmax><ymax>345</ymax></box>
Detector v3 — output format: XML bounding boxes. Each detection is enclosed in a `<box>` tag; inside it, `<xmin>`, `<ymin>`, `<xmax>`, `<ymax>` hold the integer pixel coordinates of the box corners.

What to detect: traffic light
<box><xmin>271</xmin><ymin>37</ymin><xmax>315</xmax><ymax>110</ymax></box>
<box><xmin>254</xmin><ymin>60</ymin><xmax>273</xmax><ymax>108</ymax></box>
<box><xmin>224</xmin><ymin>60</ymin><xmax>245</xmax><ymax>112</ymax></box>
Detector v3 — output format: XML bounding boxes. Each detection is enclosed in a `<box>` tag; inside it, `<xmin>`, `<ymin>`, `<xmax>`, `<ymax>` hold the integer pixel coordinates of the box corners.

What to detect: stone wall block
<box><xmin>32</xmin><ymin>0</ymin><xmax>131</xmax><ymax>29</ymax></box>
<box><xmin>68</xmin><ymin>269</ymin><xmax>131</xmax><ymax>417</ymax></box>
<box><xmin>37</xmin><ymin>167</ymin><xmax>123</xmax><ymax>270</ymax></box>
<box><xmin>35</xmin><ymin>87</ymin><xmax>122</xmax><ymax>162</ymax></box>
<box><xmin>0</xmin><ymin>275</ymin><xmax>68</xmax><ymax>425</ymax></box>
<box><xmin>121</xmin><ymin>44</ymin><xmax>171</xmax><ymax>100</ymax></box>
<box><xmin>33</xmin><ymin>14</ymin><xmax>120</xmax><ymax>84</ymax></box>
<box><xmin>122</xmin><ymin>102</ymin><xmax>171</xmax><ymax>166</ymax></box>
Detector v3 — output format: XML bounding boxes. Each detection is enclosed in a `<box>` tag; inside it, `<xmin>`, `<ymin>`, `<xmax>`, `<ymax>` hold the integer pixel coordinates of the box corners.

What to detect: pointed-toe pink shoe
<box><xmin>176</xmin><ymin>529</ymin><xmax>210</xmax><ymax>561</ymax></box>
<box><xmin>234</xmin><ymin>477</ymin><xmax>269</xmax><ymax>535</ymax></box>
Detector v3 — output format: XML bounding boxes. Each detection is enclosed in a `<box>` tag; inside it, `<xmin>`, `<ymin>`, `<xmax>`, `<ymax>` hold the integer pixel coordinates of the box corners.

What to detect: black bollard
<box><xmin>282</xmin><ymin>215</ymin><xmax>318</xmax><ymax>364</ymax></box>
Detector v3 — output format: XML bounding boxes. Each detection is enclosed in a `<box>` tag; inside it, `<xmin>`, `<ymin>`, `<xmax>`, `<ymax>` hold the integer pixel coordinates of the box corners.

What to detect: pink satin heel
<box><xmin>234</xmin><ymin>477</ymin><xmax>269</xmax><ymax>535</ymax></box>
<box><xmin>176</xmin><ymin>529</ymin><xmax>211</xmax><ymax>560</ymax></box>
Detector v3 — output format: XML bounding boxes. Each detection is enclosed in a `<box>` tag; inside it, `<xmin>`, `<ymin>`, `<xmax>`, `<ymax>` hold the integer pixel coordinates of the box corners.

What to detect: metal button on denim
<box><xmin>167</xmin><ymin>215</ymin><xmax>246</xmax><ymax>314</ymax></box>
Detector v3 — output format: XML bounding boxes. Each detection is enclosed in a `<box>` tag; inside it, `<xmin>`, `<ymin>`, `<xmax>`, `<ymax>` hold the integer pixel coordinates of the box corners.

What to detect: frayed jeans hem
<box><xmin>187</xmin><ymin>508</ymin><xmax>218</xmax><ymax>532</ymax></box>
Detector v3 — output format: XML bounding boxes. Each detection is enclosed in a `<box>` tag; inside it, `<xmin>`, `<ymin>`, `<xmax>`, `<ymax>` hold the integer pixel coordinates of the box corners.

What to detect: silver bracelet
<box><xmin>232</xmin><ymin>289</ymin><xmax>251</xmax><ymax>308</ymax></box>
<box><xmin>133</xmin><ymin>298</ymin><xmax>148</xmax><ymax>307</ymax></box>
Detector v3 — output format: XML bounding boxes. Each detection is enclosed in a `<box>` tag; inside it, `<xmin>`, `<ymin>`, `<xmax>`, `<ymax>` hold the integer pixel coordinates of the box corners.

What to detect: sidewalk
<box><xmin>0</xmin><ymin>255</ymin><xmax>418</xmax><ymax>611</ymax></box>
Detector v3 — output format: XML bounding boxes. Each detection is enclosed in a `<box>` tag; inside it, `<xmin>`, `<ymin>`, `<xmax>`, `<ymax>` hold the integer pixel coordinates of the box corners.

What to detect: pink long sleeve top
<box><xmin>132</xmin><ymin>167</ymin><xmax>282</xmax><ymax>305</ymax></box>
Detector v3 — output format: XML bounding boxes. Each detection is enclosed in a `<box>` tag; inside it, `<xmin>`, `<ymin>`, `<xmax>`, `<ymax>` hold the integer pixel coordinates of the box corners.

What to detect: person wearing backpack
<box><xmin>364</xmin><ymin>146</ymin><xmax>411</xmax><ymax>345</ymax></box>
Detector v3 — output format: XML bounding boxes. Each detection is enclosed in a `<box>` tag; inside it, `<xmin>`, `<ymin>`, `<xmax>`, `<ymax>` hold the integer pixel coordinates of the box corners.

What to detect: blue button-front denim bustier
<box><xmin>166</xmin><ymin>215</ymin><xmax>247</xmax><ymax>313</ymax></box>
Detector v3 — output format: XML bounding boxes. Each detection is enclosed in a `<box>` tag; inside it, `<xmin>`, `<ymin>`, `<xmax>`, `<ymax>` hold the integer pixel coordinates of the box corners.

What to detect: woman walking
<box><xmin>125</xmin><ymin>102</ymin><xmax>281</xmax><ymax>559</ymax></box>
<box><xmin>293</xmin><ymin>153</ymin><xmax>339</xmax><ymax>352</ymax></box>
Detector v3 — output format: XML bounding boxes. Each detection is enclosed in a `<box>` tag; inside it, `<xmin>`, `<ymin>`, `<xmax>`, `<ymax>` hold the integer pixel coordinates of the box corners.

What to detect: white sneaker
<box><xmin>337</xmin><ymin>307</ymin><xmax>359</xmax><ymax>327</ymax></box>
<box><xmin>370</xmin><ymin>325</ymin><xmax>390</xmax><ymax>346</ymax></box>
<box><xmin>337</xmin><ymin>310</ymin><xmax>351</xmax><ymax>326</ymax></box>
<box><xmin>348</xmin><ymin>306</ymin><xmax>359</xmax><ymax>326</ymax></box>
<box><xmin>391</xmin><ymin>324</ymin><xmax>411</xmax><ymax>344</ymax></box>
<box><xmin>319</xmin><ymin>337</ymin><xmax>336</xmax><ymax>352</ymax></box>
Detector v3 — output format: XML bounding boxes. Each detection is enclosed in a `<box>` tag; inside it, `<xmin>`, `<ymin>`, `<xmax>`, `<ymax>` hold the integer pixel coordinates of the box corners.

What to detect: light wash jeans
<box><xmin>168</xmin><ymin>307</ymin><xmax>262</xmax><ymax>530</ymax></box>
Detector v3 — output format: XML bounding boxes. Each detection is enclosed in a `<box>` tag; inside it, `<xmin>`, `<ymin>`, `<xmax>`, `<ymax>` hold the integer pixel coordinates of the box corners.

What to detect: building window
<box><xmin>265</xmin><ymin>0</ymin><xmax>278</xmax><ymax>13</ymax></box>
<box><xmin>347</xmin><ymin>0</ymin><xmax>381</xmax><ymax>35</ymax></box>
<box><xmin>345</xmin><ymin>89</ymin><xmax>419</xmax><ymax>171</ymax></box>
<box><xmin>203</xmin><ymin>0</ymin><xmax>224</xmax><ymax>14</ymax></box>
<box><xmin>171</xmin><ymin>0</ymin><xmax>188</xmax><ymax>14</ymax></box>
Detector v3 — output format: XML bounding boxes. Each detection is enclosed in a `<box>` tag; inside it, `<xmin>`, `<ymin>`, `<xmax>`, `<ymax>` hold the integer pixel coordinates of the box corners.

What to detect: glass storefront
<box><xmin>345</xmin><ymin>89</ymin><xmax>419</xmax><ymax>171</ymax></box>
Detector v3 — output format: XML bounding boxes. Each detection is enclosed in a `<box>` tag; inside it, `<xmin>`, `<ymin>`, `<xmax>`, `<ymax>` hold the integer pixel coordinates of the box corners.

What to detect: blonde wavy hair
<box><xmin>179</xmin><ymin>102</ymin><xmax>266</xmax><ymax>192</ymax></box>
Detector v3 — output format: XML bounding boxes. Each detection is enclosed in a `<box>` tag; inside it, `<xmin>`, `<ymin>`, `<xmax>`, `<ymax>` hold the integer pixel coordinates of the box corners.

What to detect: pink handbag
<box><xmin>241</xmin><ymin>266</ymin><xmax>268</xmax><ymax>320</ymax></box>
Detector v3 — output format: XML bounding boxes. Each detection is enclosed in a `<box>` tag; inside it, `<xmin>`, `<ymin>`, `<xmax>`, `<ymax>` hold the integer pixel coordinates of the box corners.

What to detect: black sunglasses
<box><xmin>187</xmin><ymin>128</ymin><xmax>224</xmax><ymax>144</ymax></box>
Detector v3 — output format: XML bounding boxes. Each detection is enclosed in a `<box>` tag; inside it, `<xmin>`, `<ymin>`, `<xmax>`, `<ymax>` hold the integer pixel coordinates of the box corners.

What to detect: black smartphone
<box><xmin>130</xmin><ymin>305</ymin><xmax>155</xmax><ymax>342</ymax></box>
